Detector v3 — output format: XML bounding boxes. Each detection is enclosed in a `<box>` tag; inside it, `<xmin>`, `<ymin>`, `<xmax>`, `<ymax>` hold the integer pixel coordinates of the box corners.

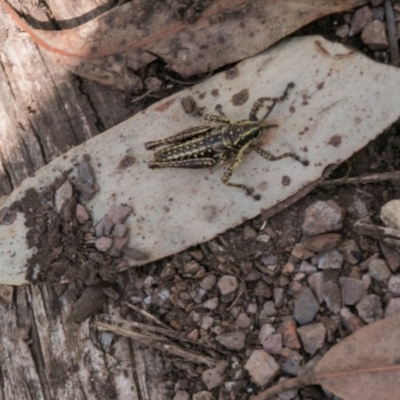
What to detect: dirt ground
<box><xmin>6</xmin><ymin>1</ymin><xmax>400</xmax><ymax>399</ymax></box>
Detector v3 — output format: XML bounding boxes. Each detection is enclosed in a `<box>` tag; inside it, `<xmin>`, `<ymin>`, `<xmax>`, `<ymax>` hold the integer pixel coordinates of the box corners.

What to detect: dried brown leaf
<box><xmin>255</xmin><ymin>313</ymin><xmax>400</xmax><ymax>400</ymax></box>
<box><xmin>0</xmin><ymin>0</ymin><xmax>367</xmax><ymax>90</ymax></box>
<box><xmin>313</xmin><ymin>312</ymin><xmax>400</xmax><ymax>400</ymax></box>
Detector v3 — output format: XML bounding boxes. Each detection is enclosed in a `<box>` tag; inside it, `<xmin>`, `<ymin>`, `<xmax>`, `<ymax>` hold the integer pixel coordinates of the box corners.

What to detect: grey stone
<box><xmin>339</xmin><ymin>277</ymin><xmax>365</xmax><ymax>305</ymax></box>
<box><xmin>368</xmin><ymin>258</ymin><xmax>392</xmax><ymax>283</ymax></box>
<box><xmin>297</xmin><ymin>322</ymin><xmax>326</xmax><ymax>355</ymax></box>
<box><xmin>294</xmin><ymin>288</ymin><xmax>319</xmax><ymax>324</ymax></box>
<box><xmin>244</xmin><ymin>349</ymin><xmax>279</xmax><ymax>386</ymax></box>
<box><xmin>356</xmin><ymin>294</ymin><xmax>383</xmax><ymax>323</ymax></box>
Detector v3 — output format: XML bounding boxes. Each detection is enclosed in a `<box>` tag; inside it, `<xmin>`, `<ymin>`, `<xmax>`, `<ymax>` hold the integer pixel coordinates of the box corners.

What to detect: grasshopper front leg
<box><xmin>222</xmin><ymin>140</ymin><xmax>260</xmax><ymax>199</ymax></box>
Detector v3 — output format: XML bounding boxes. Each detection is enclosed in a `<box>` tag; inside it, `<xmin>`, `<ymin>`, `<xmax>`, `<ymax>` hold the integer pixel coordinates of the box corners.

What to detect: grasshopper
<box><xmin>145</xmin><ymin>82</ymin><xmax>307</xmax><ymax>200</ymax></box>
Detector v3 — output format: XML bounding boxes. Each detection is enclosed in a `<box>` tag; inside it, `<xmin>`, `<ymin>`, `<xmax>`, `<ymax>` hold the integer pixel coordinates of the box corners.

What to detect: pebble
<box><xmin>303</xmin><ymin>233</ymin><xmax>341</xmax><ymax>253</ymax></box>
<box><xmin>297</xmin><ymin>322</ymin><xmax>326</xmax><ymax>355</ymax></box>
<box><xmin>380</xmin><ymin>242</ymin><xmax>400</xmax><ymax>273</ymax></box>
<box><xmin>336</xmin><ymin>24</ymin><xmax>349</xmax><ymax>38</ymax></box>
<box><xmin>340</xmin><ymin>308</ymin><xmax>366</xmax><ymax>332</ymax></box>
<box><xmin>95</xmin><ymin>215</ymin><xmax>114</xmax><ymax>237</ymax></box>
<box><xmin>291</xmin><ymin>243</ymin><xmax>314</xmax><ymax>260</ymax></box>
<box><xmin>338</xmin><ymin>239</ymin><xmax>362</xmax><ymax>265</ymax></box>
<box><xmin>279</xmin><ymin>318</ymin><xmax>301</xmax><ymax>349</ymax></box>
<box><xmin>201</xmin><ymin>275</ymin><xmax>216</xmax><ymax>290</ymax></box>
<box><xmin>258</xmin><ymin>323</ymin><xmax>275</xmax><ymax>343</ymax></box>
<box><xmin>109</xmin><ymin>235</ymin><xmax>129</xmax><ymax>257</ymax></box>
<box><xmin>257</xmin><ymin>234</ymin><xmax>271</xmax><ymax>243</ymax></box>
<box><xmin>217</xmin><ymin>275</ymin><xmax>238</xmax><ymax>295</ymax></box>
<box><xmin>361</xmin><ymin>20</ymin><xmax>388</xmax><ymax>50</ymax></box>
<box><xmin>95</xmin><ymin>237</ymin><xmax>113</xmax><ymax>252</ymax></box>
<box><xmin>112</xmin><ymin>223</ymin><xmax>128</xmax><ymax>238</ymax></box>
<box><xmin>235</xmin><ymin>313</ymin><xmax>251</xmax><ymax>328</ymax></box>
<box><xmin>243</xmin><ymin>225</ymin><xmax>257</xmax><ymax>239</ymax></box>
<box><xmin>78</xmin><ymin>159</ymin><xmax>96</xmax><ymax>185</ymax></box>
<box><xmin>203</xmin><ymin>297</ymin><xmax>219</xmax><ymax>310</ymax></box>
<box><xmin>385</xmin><ymin>298</ymin><xmax>400</xmax><ymax>317</ymax></box>
<box><xmin>317</xmin><ymin>249</ymin><xmax>343</xmax><ymax>270</ymax></box>
<box><xmin>381</xmin><ymin>199</ymin><xmax>400</xmax><ymax>229</ymax></box>
<box><xmin>201</xmin><ymin>316</ymin><xmax>213</xmax><ymax>330</ymax></box>
<box><xmin>55</xmin><ymin>180</ymin><xmax>73</xmax><ymax>213</ymax></box>
<box><xmin>356</xmin><ymin>294</ymin><xmax>383</xmax><ymax>323</ymax></box>
<box><xmin>190</xmin><ymin>249</ymin><xmax>204</xmax><ymax>261</ymax></box>
<box><xmin>349</xmin><ymin>5</ymin><xmax>373</xmax><ymax>36</ymax></box>
<box><xmin>362</xmin><ymin>273</ymin><xmax>372</xmax><ymax>290</ymax></box>
<box><xmin>299</xmin><ymin>261</ymin><xmax>317</xmax><ymax>275</ymax></box>
<box><xmin>173</xmin><ymin>391</ymin><xmax>190</xmax><ymax>400</ymax></box>
<box><xmin>262</xmin><ymin>333</ymin><xmax>283</xmax><ymax>355</ymax></box>
<box><xmin>260</xmin><ymin>301</ymin><xmax>276</xmax><ymax>323</ymax></box>
<box><xmin>308</xmin><ymin>272</ymin><xmax>324</xmax><ymax>304</ymax></box>
<box><xmin>302</xmin><ymin>200</ymin><xmax>344</xmax><ymax>236</ymax></box>
<box><xmin>183</xmin><ymin>261</ymin><xmax>201</xmax><ymax>275</ymax></box>
<box><xmin>76</xmin><ymin>204</ymin><xmax>89</xmax><ymax>224</ymax></box>
<box><xmin>321</xmin><ymin>281</ymin><xmax>342</xmax><ymax>314</ymax></box>
<box><xmin>192</xmin><ymin>391</ymin><xmax>214</xmax><ymax>400</ymax></box>
<box><xmin>202</xmin><ymin>368</ymin><xmax>224</xmax><ymax>390</ymax></box>
<box><xmin>106</xmin><ymin>205</ymin><xmax>133</xmax><ymax>224</ymax></box>
<box><xmin>244</xmin><ymin>349</ymin><xmax>279</xmax><ymax>386</ymax></box>
<box><xmin>338</xmin><ymin>277</ymin><xmax>365</xmax><ymax>305</ymax></box>
<box><xmin>273</xmin><ymin>287</ymin><xmax>285</xmax><ymax>309</ymax></box>
<box><xmin>276</xmin><ymin>377</ymin><xmax>298</xmax><ymax>400</ymax></box>
<box><xmin>215</xmin><ymin>331</ymin><xmax>246</xmax><ymax>350</ymax></box>
<box><xmin>280</xmin><ymin>349</ymin><xmax>303</xmax><ymax>376</ymax></box>
<box><xmin>247</xmin><ymin>303</ymin><xmax>257</xmax><ymax>314</ymax></box>
<box><xmin>0</xmin><ymin>285</ymin><xmax>13</xmax><ymax>303</ymax></box>
<box><xmin>368</xmin><ymin>258</ymin><xmax>392</xmax><ymax>283</ymax></box>
<box><xmin>388</xmin><ymin>274</ymin><xmax>400</xmax><ymax>295</ymax></box>
<box><xmin>294</xmin><ymin>288</ymin><xmax>320</xmax><ymax>325</ymax></box>
<box><xmin>254</xmin><ymin>281</ymin><xmax>272</xmax><ymax>298</ymax></box>
<box><xmin>187</xmin><ymin>329</ymin><xmax>199</xmax><ymax>341</ymax></box>
<box><xmin>224</xmin><ymin>381</ymin><xmax>246</xmax><ymax>392</ymax></box>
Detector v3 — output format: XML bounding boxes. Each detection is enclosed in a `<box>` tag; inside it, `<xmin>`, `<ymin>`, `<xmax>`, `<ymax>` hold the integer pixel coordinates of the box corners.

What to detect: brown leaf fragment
<box><xmin>68</xmin><ymin>286</ymin><xmax>107</xmax><ymax>323</ymax></box>
<box><xmin>313</xmin><ymin>313</ymin><xmax>400</xmax><ymax>400</ymax></box>
<box><xmin>0</xmin><ymin>0</ymin><xmax>368</xmax><ymax>89</ymax></box>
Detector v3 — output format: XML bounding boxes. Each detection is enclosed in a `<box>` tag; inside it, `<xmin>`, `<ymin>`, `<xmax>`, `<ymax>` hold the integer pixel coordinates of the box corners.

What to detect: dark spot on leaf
<box><xmin>328</xmin><ymin>135</ymin><xmax>342</xmax><ymax>147</ymax></box>
<box><xmin>290</xmin><ymin>106</ymin><xmax>296</xmax><ymax>113</ymax></box>
<box><xmin>90</xmin><ymin>46</ymin><xmax>98</xmax><ymax>54</ymax></box>
<box><xmin>282</xmin><ymin>176</ymin><xmax>291</xmax><ymax>186</ymax></box>
<box><xmin>0</xmin><ymin>207</ymin><xmax>17</xmax><ymax>225</ymax></box>
<box><xmin>118</xmin><ymin>155</ymin><xmax>135</xmax><ymax>170</ymax></box>
<box><xmin>155</xmin><ymin>98</ymin><xmax>176</xmax><ymax>112</ymax></box>
<box><xmin>232</xmin><ymin>89</ymin><xmax>249</xmax><ymax>106</ymax></box>
<box><xmin>225</xmin><ymin>66</ymin><xmax>239</xmax><ymax>80</ymax></box>
<box><xmin>199</xmin><ymin>92</ymin><xmax>206</xmax><ymax>100</ymax></box>
<box><xmin>317</xmin><ymin>82</ymin><xmax>324</xmax><ymax>90</ymax></box>
<box><xmin>218</xmin><ymin>35</ymin><xmax>226</xmax><ymax>44</ymax></box>
<box><xmin>211</xmin><ymin>89</ymin><xmax>219</xmax><ymax>97</ymax></box>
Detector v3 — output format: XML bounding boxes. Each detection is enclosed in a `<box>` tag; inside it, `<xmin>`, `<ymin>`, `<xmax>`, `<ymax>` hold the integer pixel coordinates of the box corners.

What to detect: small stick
<box><xmin>319</xmin><ymin>170</ymin><xmax>400</xmax><ymax>187</ymax></box>
<box><xmin>95</xmin><ymin>321</ymin><xmax>216</xmax><ymax>367</ymax></box>
<box><xmin>385</xmin><ymin>0</ymin><xmax>399</xmax><ymax>67</ymax></box>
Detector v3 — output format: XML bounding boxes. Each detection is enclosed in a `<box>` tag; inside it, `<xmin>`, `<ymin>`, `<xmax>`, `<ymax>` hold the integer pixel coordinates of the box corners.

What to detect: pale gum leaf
<box><xmin>1</xmin><ymin>35</ymin><xmax>400</xmax><ymax>285</ymax></box>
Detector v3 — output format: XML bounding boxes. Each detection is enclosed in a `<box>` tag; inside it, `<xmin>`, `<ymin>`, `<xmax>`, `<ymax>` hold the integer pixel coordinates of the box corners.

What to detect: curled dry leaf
<box><xmin>254</xmin><ymin>313</ymin><xmax>400</xmax><ymax>400</ymax></box>
<box><xmin>1</xmin><ymin>35</ymin><xmax>400</xmax><ymax>285</ymax></box>
<box><xmin>1</xmin><ymin>0</ymin><xmax>367</xmax><ymax>90</ymax></box>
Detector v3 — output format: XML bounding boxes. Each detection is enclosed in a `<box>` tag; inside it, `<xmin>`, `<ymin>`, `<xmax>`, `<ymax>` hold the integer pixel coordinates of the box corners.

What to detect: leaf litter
<box><xmin>0</xmin><ymin>0</ymin><xmax>367</xmax><ymax>89</ymax></box>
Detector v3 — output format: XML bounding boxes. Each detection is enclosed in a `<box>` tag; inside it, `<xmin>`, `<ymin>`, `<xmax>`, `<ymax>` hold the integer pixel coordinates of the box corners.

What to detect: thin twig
<box><xmin>123</xmin><ymin>301</ymin><xmax>171</xmax><ymax>329</ymax></box>
<box><xmin>130</xmin><ymin>88</ymin><xmax>155</xmax><ymax>104</ymax></box>
<box><xmin>385</xmin><ymin>0</ymin><xmax>399</xmax><ymax>67</ymax></box>
<box><xmin>354</xmin><ymin>220</ymin><xmax>400</xmax><ymax>240</ymax></box>
<box><xmin>319</xmin><ymin>170</ymin><xmax>400</xmax><ymax>187</ymax></box>
<box><xmin>95</xmin><ymin>321</ymin><xmax>216</xmax><ymax>367</ymax></box>
<box><xmin>164</xmin><ymin>71</ymin><xmax>213</xmax><ymax>85</ymax></box>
